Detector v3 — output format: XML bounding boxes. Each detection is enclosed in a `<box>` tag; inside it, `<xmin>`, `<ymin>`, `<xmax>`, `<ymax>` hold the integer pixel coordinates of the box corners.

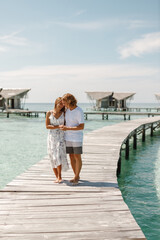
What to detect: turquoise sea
<box><xmin>0</xmin><ymin>102</ymin><xmax>160</xmax><ymax>239</ymax></box>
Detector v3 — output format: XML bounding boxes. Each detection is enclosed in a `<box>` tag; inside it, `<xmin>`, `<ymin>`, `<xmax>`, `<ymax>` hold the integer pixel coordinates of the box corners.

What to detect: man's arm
<box><xmin>59</xmin><ymin>123</ymin><xmax>84</xmax><ymax>131</ymax></box>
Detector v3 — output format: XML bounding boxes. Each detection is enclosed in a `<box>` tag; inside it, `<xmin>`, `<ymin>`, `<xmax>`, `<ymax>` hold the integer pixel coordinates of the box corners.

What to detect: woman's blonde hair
<box><xmin>54</xmin><ymin>97</ymin><xmax>65</xmax><ymax>112</ymax></box>
<box><xmin>62</xmin><ymin>93</ymin><xmax>77</xmax><ymax>107</ymax></box>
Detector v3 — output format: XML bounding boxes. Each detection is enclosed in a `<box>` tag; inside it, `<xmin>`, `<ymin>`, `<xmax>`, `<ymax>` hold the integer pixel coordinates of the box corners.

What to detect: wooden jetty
<box><xmin>84</xmin><ymin>111</ymin><xmax>160</xmax><ymax>120</ymax></box>
<box><xmin>1</xmin><ymin>109</ymin><xmax>160</xmax><ymax>120</ymax></box>
<box><xmin>0</xmin><ymin>109</ymin><xmax>46</xmax><ymax>118</ymax></box>
<box><xmin>0</xmin><ymin>117</ymin><xmax>160</xmax><ymax>239</ymax></box>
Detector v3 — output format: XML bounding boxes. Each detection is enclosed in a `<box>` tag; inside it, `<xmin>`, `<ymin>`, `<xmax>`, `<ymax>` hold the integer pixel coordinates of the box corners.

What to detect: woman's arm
<box><xmin>45</xmin><ymin>111</ymin><xmax>59</xmax><ymax>130</ymax></box>
<box><xmin>59</xmin><ymin>123</ymin><xmax>84</xmax><ymax>131</ymax></box>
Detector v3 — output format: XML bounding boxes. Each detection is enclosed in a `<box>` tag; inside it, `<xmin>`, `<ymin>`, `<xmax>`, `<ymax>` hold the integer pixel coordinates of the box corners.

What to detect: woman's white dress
<box><xmin>47</xmin><ymin>112</ymin><xmax>69</xmax><ymax>171</ymax></box>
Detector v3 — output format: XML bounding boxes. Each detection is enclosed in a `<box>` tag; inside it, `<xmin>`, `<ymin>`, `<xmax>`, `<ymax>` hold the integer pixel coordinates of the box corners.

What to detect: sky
<box><xmin>0</xmin><ymin>0</ymin><xmax>160</xmax><ymax>103</ymax></box>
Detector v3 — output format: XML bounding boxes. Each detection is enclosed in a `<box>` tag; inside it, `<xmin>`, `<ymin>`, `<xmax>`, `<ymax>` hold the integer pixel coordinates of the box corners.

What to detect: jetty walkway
<box><xmin>0</xmin><ymin>117</ymin><xmax>160</xmax><ymax>239</ymax></box>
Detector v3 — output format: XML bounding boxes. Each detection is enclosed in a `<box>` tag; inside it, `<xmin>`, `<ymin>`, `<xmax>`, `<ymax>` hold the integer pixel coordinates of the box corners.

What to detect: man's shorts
<box><xmin>66</xmin><ymin>141</ymin><xmax>83</xmax><ymax>154</ymax></box>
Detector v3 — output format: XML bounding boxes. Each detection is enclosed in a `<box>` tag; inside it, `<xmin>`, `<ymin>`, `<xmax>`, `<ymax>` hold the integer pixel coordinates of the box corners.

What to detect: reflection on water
<box><xmin>155</xmin><ymin>146</ymin><xmax>160</xmax><ymax>202</ymax></box>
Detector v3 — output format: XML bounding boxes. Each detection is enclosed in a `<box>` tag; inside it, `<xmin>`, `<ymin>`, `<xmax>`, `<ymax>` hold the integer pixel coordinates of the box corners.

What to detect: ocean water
<box><xmin>0</xmin><ymin>102</ymin><xmax>160</xmax><ymax>239</ymax></box>
<box><xmin>118</xmin><ymin>131</ymin><xmax>160</xmax><ymax>240</ymax></box>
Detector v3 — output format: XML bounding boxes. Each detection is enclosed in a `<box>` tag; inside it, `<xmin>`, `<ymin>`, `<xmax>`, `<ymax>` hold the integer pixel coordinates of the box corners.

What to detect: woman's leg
<box><xmin>53</xmin><ymin>168</ymin><xmax>59</xmax><ymax>183</ymax></box>
<box><xmin>57</xmin><ymin>165</ymin><xmax>62</xmax><ymax>182</ymax></box>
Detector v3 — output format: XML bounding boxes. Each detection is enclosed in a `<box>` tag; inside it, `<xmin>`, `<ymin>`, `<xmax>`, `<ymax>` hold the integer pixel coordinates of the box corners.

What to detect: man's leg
<box><xmin>74</xmin><ymin>154</ymin><xmax>82</xmax><ymax>183</ymax></box>
<box><xmin>69</xmin><ymin>153</ymin><xmax>76</xmax><ymax>182</ymax></box>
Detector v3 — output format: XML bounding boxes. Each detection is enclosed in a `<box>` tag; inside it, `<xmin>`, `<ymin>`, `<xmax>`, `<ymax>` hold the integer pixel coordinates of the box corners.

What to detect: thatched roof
<box><xmin>1</xmin><ymin>88</ymin><xmax>31</xmax><ymax>99</ymax></box>
<box><xmin>155</xmin><ymin>93</ymin><xmax>160</xmax><ymax>100</ymax></box>
<box><xmin>86</xmin><ymin>91</ymin><xmax>135</xmax><ymax>101</ymax></box>
<box><xmin>113</xmin><ymin>92</ymin><xmax>135</xmax><ymax>101</ymax></box>
<box><xmin>86</xmin><ymin>92</ymin><xmax>113</xmax><ymax>100</ymax></box>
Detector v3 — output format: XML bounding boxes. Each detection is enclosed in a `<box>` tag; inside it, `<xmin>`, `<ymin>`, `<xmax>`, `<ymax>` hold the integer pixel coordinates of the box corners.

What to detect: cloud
<box><xmin>0</xmin><ymin>64</ymin><xmax>159</xmax><ymax>103</ymax></box>
<box><xmin>128</xmin><ymin>20</ymin><xmax>157</xmax><ymax>29</ymax></box>
<box><xmin>48</xmin><ymin>18</ymin><xmax>158</xmax><ymax>31</ymax></box>
<box><xmin>0</xmin><ymin>64</ymin><xmax>158</xmax><ymax>80</ymax></box>
<box><xmin>119</xmin><ymin>32</ymin><xmax>160</xmax><ymax>59</ymax></box>
<box><xmin>50</xmin><ymin>18</ymin><xmax>128</xmax><ymax>30</ymax></box>
<box><xmin>0</xmin><ymin>46</ymin><xmax>8</xmax><ymax>52</ymax></box>
<box><xmin>74</xmin><ymin>10</ymin><xmax>86</xmax><ymax>17</ymax></box>
<box><xmin>52</xmin><ymin>20</ymin><xmax>108</xmax><ymax>30</ymax></box>
<box><xmin>0</xmin><ymin>32</ymin><xmax>29</xmax><ymax>46</ymax></box>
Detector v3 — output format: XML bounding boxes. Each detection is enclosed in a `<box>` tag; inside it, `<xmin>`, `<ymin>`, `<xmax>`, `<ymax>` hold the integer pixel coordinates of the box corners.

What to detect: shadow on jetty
<box><xmin>63</xmin><ymin>179</ymin><xmax>118</xmax><ymax>188</ymax></box>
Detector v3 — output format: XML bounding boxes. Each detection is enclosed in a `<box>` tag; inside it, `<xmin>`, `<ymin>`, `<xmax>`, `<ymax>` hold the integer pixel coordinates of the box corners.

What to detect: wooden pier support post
<box><xmin>125</xmin><ymin>138</ymin><xmax>129</xmax><ymax>159</ymax></box>
<box><xmin>151</xmin><ymin>123</ymin><xmax>153</xmax><ymax>137</ymax></box>
<box><xmin>128</xmin><ymin>115</ymin><xmax>131</xmax><ymax>120</ymax></box>
<box><xmin>142</xmin><ymin>125</ymin><xmax>146</xmax><ymax>142</ymax></box>
<box><xmin>7</xmin><ymin>112</ymin><xmax>9</xmax><ymax>118</ymax></box>
<box><xmin>133</xmin><ymin>130</ymin><xmax>137</xmax><ymax>149</ymax></box>
<box><xmin>106</xmin><ymin>114</ymin><xmax>108</xmax><ymax>120</ymax></box>
<box><xmin>102</xmin><ymin>113</ymin><xmax>104</xmax><ymax>120</ymax></box>
<box><xmin>124</xmin><ymin>114</ymin><xmax>126</xmax><ymax>120</ymax></box>
<box><xmin>85</xmin><ymin>113</ymin><xmax>88</xmax><ymax>120</ymax></box>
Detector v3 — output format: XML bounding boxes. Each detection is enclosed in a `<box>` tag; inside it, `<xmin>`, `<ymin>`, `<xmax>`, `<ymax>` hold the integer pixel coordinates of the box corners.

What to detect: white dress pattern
<box><xmin>47</xmin><ymin>112</ymin><xmax>69</xmax><ymax>171</ymax></box>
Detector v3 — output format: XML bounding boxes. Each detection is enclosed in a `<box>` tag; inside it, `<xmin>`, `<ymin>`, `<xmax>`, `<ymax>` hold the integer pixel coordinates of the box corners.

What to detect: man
<box><xmin>60</xmin><ymin>93</ymin><xmax>84</xmax><ymax>185</ymax></box>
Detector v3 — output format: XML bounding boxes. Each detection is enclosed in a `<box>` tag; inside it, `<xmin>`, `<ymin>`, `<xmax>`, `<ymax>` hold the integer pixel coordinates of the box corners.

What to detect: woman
<box><xmin>46</xmin><ymin>97</ymin><xmax>69</xmax><ymax>183</ymax></box>
<box><xmin>60</xmin><ymin>93</ymin><xmax>84</xmax><ymax>185</ymax></box>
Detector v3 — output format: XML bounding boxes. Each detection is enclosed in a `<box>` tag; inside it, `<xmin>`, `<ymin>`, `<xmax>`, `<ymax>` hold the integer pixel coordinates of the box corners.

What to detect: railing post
<box><xmin>125</xmin><ymin>138</ymin><xmax>129</xmax><ymax>159</ymax></box>
<box><xmin>133</xmin><ymin>130</ymin><xmax>137</xmax><ymax>149</ymax></box>
<box><xmin>142</xmin><ymin>125</ymin><xmax>146</xmax><ymax>142</ymax></box>
<box><xmin>117</xmin><ymin>153</ymin><xmax>121</xmax><ymax>176</ymax></box>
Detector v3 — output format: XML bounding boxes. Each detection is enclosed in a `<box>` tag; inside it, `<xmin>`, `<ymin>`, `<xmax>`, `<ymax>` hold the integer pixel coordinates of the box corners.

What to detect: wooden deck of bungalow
<box><xmin>84</xmin><ymin>111</ymin><xmax>160</xmax><ymax>120</ymax></box>
<box><xmin>0</xmin><ymin>117</ymin><xmax>160</xmax><ymax>239</ymax></box>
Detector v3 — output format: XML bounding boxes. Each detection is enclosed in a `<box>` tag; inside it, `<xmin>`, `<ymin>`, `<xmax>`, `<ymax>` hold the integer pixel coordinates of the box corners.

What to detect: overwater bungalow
<box><xmin>155</xmin><ymin>93</ymin><xmax>160</xmax><ymax>102</ymax></box>
<box><xmin>0</xmin><ymin>88</ymin><xmax>31</xmax><ymax>111</ymax></box>
<box><xmin>86</xmin><ymin>91</ymin><xmax>135</xmax><ymax>110</ymax></box>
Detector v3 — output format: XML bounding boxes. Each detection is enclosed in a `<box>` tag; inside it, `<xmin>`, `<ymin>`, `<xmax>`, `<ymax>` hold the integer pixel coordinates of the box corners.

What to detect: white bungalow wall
<box><xmin>96</xmin><ymin>100</ymin><xmax>101</xmax><ymax>109</ymax></box>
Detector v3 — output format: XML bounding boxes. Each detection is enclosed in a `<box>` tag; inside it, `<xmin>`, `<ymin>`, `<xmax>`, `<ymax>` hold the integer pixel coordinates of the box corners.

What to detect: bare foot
<box><xmin>70</xmin><ymin>176</ymin><xmax>80</xmax><ymax>183</ymax></box>
<box><xmin>54</xmin><ymin>178</ymin><xmax>59</xmax><ymax>183</ymax></box>
<box><xmin>58</xmin><ymin>178</ymin><xmax>63</xmax><ymax>183</ymax></box>
<box><xmin>69</xmin><ymin>178</ymin><xmax>75</xmax><ymax>183</ymax></box>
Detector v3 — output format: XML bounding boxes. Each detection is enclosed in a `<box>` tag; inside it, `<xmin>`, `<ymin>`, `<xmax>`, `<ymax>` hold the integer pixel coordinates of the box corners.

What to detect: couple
<box><xmin>46</xmin><ymin>93</ymin><xmax>84</xmax><ymax>185</ymax></box>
